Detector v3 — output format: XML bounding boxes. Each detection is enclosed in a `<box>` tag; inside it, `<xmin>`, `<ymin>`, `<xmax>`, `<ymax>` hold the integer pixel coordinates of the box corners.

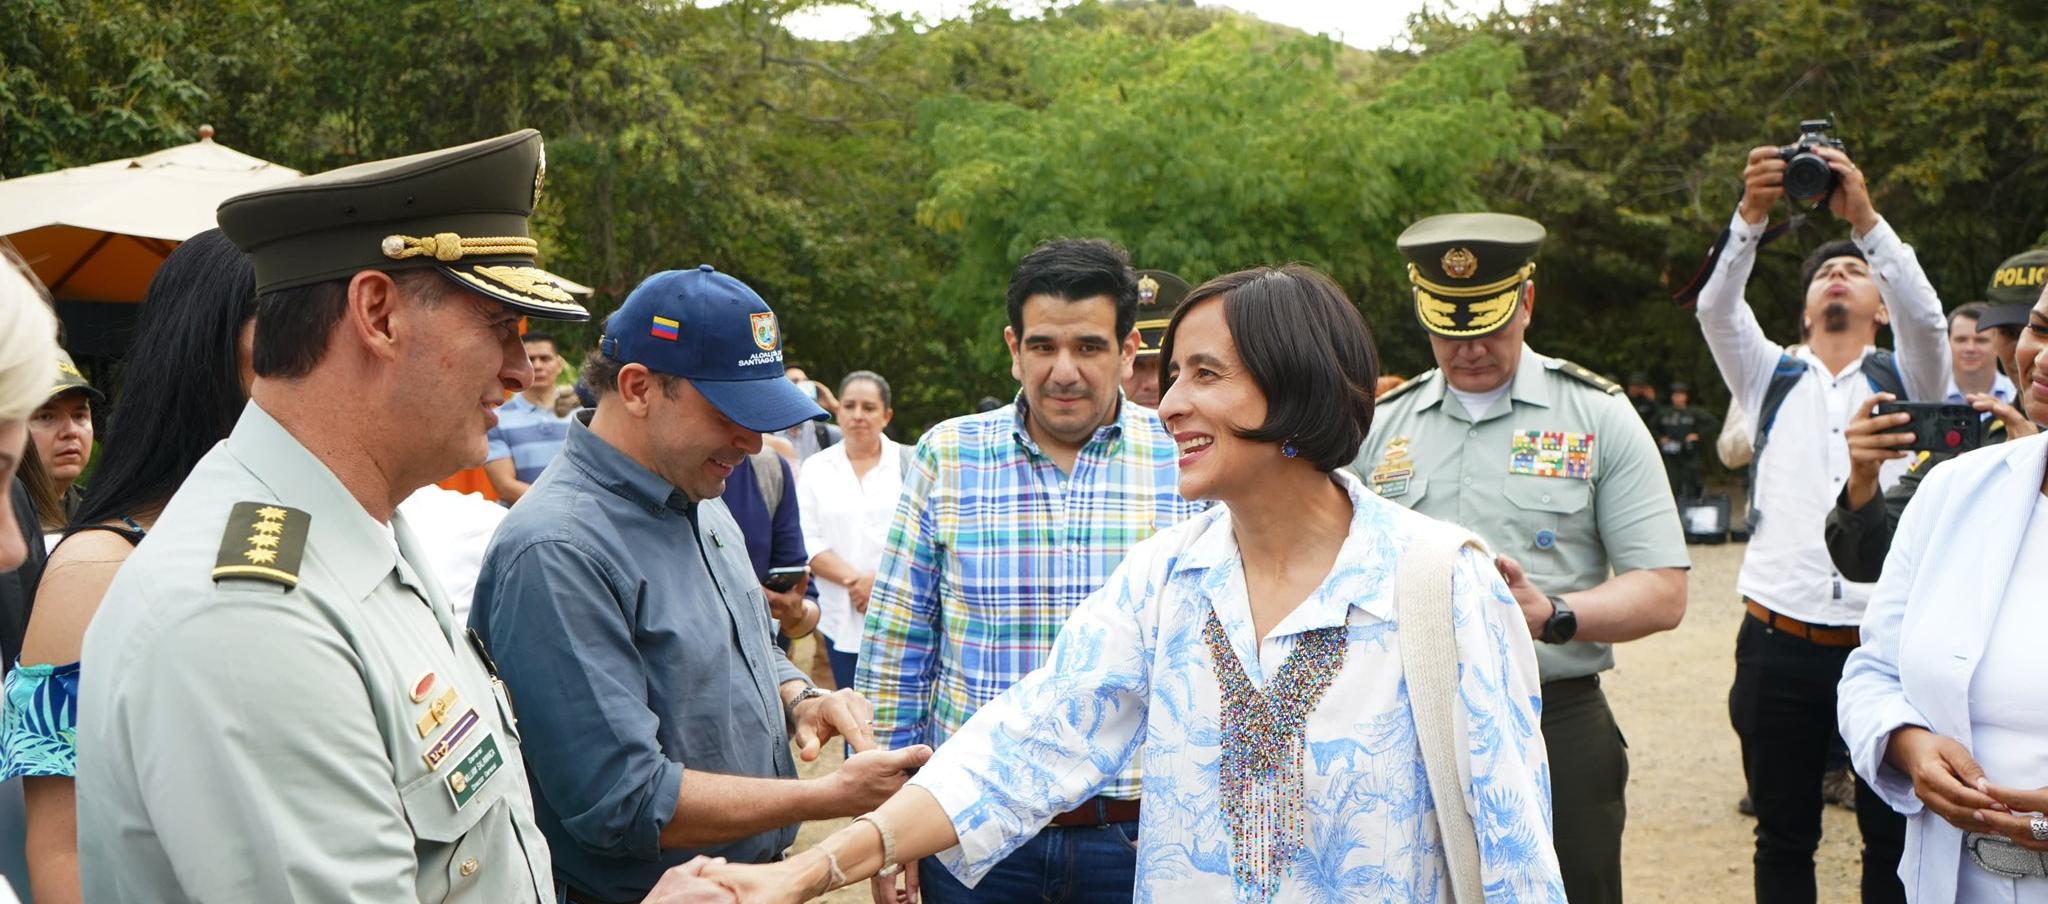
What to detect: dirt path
<box><xmin>791</xmin><ymin>539</ymin><xmax>1875</xmax><ymax>902</ymax></box>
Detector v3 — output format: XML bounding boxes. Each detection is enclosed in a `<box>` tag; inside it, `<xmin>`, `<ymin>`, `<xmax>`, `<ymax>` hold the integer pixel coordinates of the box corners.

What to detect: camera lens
<box><xmin>1784</xmin><ymin>152</ymin><xmax>1834</xmax><ymax>201</ymax></box>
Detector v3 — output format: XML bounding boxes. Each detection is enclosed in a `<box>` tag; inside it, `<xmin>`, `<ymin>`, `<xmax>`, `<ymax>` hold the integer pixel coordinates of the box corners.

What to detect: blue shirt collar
<box><xmin>561</xmin><ymin>410</ymin><xmax>694</xmax><ymax>517</ymax></box>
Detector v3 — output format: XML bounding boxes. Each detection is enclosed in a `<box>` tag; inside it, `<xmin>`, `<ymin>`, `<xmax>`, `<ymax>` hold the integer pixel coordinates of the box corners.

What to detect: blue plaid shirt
<box><xmin>856</xmin><ymin>395</ymin><xmax>1202</xmax><ymax>800</ymax></box>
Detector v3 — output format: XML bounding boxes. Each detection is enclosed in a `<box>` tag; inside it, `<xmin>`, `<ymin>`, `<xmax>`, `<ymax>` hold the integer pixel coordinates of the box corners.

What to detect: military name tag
<box><xmin>422</xmin><ymin>708</ymin><xmax>481</xmax><ymax>770</ymax></box>
<box><xmin>446</xmin><ymin>735</ymin><xmax>504</xmax><ymax>810</ymax></box>
<box><xmin>1509</xmin><ymin>430</ymin><xmax>1594</xmax><ymax>479</ymax></box>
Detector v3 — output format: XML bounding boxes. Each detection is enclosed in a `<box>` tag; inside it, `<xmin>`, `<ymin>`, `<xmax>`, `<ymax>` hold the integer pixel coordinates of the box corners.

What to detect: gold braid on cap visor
<box><xmin>380</xmin><ymin>232</ymin><xmax>538</xmax><ymax>262</ymax></box>
<box><xmin>1411</xmin><ymin>261</ymin><xmax>1534</xmax><ymax>337</ymax></box>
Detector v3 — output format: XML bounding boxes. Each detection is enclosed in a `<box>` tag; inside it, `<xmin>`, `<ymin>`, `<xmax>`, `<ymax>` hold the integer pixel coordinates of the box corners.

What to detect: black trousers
<box><xmin>1729</xmin><ymin>614</ymin><xmax>1907</xmax><ymax>904</ymax></box>
<box><xmin>1545</xmin><ymin>675</ymin><xmax>1628</xmax><ymax>904</ymax></box>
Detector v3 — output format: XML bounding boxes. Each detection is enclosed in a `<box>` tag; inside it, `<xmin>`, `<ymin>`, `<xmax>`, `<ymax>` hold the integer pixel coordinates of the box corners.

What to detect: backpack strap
<box><xmin>749</xmin><ymin>449</ymin><xmax>785</xmax><ymax>517</ymax></box>
<box><xmin>1861</xmin><ymin>348</ymin><xmax>1907</xmax><ymax>399</ymax></box>
<box><xmin>1397</xmin><ymin>520</ymin><xmax>1492</xmax><ymax>904</ymax></box>
<box><xmin>1746</xmin><ymin>353</ymin><xmax>1808</xmax><ymax>531</ymax></box>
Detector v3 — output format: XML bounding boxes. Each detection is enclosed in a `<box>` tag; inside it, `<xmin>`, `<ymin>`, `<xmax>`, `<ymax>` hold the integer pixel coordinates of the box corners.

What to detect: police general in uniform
<box><xmin>74</xmin><ymin>131</ymin><xmax>725</xmax><ymax>904</ymax></box>
<box><xmin>1352</xmin><ymin>213</ymin><xmax>1690</xmax><ymax>904</ymax></box>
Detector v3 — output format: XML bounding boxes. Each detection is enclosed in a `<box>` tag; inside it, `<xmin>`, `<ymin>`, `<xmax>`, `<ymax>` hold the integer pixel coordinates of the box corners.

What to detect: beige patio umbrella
<box><xmin>0</xmin><ymin>126</ymin><xmax>301</xmax><ymax>303</ymax></box>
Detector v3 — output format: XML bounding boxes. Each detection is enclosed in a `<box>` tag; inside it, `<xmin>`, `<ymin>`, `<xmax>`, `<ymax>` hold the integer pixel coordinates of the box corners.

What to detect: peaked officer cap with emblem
<box><xmin>216</xmin><ymin>129</ymin><xmax>589</xmax><ymax>320</ymax></box>
<box><xmin>1397</xmin><ymin>212</ymin><xmax>1546</xmax><ymax>339</ymax></box>
<box><xmin>1133</xmin><ymin>269</ymin><xmax>1192</xmax><ymax>358</ymax></box>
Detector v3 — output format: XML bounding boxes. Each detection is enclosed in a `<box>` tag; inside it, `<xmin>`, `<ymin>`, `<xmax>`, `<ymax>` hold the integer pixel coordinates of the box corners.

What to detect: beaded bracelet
<box><xmin>853</xmin><ymin>812</ymin><xmax>902</xmax><ymax>878</ymax></box>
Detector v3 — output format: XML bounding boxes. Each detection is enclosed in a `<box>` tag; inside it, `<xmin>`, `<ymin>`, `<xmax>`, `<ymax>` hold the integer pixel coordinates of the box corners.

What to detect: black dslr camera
<box><xmin>1777</xmin><ymin>116</ymin><xmax>1847</xmax><ymax>202</ymax></box>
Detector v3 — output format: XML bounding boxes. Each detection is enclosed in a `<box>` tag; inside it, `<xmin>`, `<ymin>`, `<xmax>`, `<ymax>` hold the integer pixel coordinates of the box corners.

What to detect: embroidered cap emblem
<box><xmin>1441</xmin><ymin>247</ymin><xmax>1478</xmax><ymax>279</ymax></box>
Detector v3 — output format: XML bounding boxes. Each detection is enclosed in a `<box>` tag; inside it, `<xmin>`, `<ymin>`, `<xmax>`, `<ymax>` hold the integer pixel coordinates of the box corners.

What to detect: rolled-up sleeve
<box><xmin>471</xmin><ymin>539</ymin><xmax>682</xmax><ymax>860</ymax></box>
<box><xmin>1450</xmin><ymin>546</ymin><xmax>1567</xmax><ymax>901</ymax></box>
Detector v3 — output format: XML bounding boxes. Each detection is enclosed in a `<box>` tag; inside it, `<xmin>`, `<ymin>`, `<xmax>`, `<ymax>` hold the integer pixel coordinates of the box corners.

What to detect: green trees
<box><xmin>9</xmin><ymin>0</ymin><xmax>2046</xmax><ymax>429</ymax></box>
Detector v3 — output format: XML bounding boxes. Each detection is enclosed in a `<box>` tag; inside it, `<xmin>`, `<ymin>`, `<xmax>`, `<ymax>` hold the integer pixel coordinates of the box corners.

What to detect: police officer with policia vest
<box><xmin>1353</xmin><ymin>213</ymin><xmax>1689</xmax><ymax>904</ymax></box>
<box><xmin>75</xmin><ymin>131</ymin><xmax>733</xmax><ymax>904</ymax></box>
<box><xmin>1697</xmin><ymin>140</ymin><xmax>1948</xmax><ymax>904</ymax></box>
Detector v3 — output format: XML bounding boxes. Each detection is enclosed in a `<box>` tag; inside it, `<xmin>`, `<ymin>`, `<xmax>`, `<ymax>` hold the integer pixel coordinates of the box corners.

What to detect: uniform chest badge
<box><xmin>1370</xmin><ymin>437</ymin><xmax>1416</xmax><ymax>497</ymax></box>
<box><xmin>1510</xmin><ymin>430</ymin><xmax>1594</xmax><ymax>479</ymax></box>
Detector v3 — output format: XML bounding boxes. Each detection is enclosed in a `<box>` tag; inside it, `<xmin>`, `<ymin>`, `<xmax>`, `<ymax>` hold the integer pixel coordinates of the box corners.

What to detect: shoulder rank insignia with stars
<box><xmin>212</xmin><ymin>502</ymin><xmax>311</xmax><ymax>589</ymax></box>
<box><xmin>1548</xmin><ymin>358</ymin><xmax>1624</xmax><ymax>395</ymax></box>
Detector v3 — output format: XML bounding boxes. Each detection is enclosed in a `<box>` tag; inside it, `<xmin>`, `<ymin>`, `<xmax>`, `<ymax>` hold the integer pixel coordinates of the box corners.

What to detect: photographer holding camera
<box><xmin>1696</xmin><ymin>130</ymin><xmax>1950</xmax><ymax>904</ymax></box>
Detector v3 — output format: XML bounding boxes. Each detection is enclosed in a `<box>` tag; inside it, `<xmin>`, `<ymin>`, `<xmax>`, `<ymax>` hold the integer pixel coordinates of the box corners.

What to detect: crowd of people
<box><xmin>0</xmin><ymin>126</ymin><xmax>2044</xmax><ymax>904</ymax></box>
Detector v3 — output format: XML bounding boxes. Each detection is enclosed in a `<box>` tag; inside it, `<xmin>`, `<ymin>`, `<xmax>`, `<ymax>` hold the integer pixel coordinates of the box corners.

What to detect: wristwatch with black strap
<box><xmin>1540</xmin><ymin>593</ymin><xmax>1578</xmax><ymax>645</ymax></box>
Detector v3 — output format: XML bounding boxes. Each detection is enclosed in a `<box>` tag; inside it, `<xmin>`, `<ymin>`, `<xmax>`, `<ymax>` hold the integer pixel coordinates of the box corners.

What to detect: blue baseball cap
<box><xmin>599</xmin><ymin>265</ymin><xmax>827</xmax><ymax>432</ymax></box>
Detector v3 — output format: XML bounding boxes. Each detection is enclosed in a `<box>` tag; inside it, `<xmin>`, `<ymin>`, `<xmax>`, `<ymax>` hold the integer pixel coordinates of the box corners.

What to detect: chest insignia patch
<box><xmin>1370</xmin><ymin>437</ymin><xmax>1415</xmax><ymax>497</ymax></box>
<box><xmin>446</xmin><ymin>734</ymin><xmax>504</xmax><ymax>810</ymax></box>
<box><xmin>1509</xmin><ymin>430</ymin><xmax>1595</xmax><ymax>479</ymax></box>
<box><xmin>422</xmin><ymin>708</ymin><xmax>482</xmax><ymax>770</ymax></box>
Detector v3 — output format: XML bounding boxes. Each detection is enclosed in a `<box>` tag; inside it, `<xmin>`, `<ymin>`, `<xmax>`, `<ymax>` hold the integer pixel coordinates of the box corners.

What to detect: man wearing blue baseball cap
<box><xmin>471</xmin><ymin>265</ymin><xmax>931</xmax><ymax>904</ymax></box>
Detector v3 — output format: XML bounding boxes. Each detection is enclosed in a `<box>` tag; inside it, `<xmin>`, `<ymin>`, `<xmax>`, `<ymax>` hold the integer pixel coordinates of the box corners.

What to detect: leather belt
<box><xmin>1745</xmin><ymin>598</ymin><xmax>1860</xmax><ymax>648</ymax></box>
<box><xmin>1047</xmin><ymin>795</ymin><xmax>1140</xmax><ymax>827</ymax></box>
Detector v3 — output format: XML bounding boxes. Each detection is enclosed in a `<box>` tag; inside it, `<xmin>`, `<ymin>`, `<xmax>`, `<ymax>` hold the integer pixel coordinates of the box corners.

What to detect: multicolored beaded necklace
<box><xmin>1202</xmin><ymin>609</ymin><xmax>1350</xmax><ymax>901</ymax></box>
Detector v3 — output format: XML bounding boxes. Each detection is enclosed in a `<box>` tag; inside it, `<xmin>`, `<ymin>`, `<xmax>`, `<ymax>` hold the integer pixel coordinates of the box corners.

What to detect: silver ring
<box><xmin>2030</xmin><ymin>816</ymin><xmax>2048</xmax><ymax>842</ymax></box>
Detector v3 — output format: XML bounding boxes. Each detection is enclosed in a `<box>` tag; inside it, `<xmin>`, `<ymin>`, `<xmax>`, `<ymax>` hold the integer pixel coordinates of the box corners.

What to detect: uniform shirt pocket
<box><xmin>1501</xmin><ymin>475</ymin><xmax>1592</xmax><ymax>556</ymax></box>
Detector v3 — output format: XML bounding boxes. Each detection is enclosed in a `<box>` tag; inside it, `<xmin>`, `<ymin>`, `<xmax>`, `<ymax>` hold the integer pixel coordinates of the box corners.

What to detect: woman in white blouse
<box><xmin>1839</xmin><ymin>290</ymin><xmax>2048</xmax><ymax>902</ymax></box>
<box><xmin>796</xmin><ymin>371</ymin><xmax>903</xmax><ymax>689</ymax></box>
<box><xmin>708</xmin><ymin>266</ymin><xmax>1562</xmax><ymax>903</ymax></box>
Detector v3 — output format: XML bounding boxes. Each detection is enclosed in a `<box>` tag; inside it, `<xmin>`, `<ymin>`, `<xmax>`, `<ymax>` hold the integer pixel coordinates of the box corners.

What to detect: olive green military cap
<box><xmin>1397</xmin><ymin>212</ymin><xmax>1545</xmax><ymax>339</ymax></box>
<box><xmin>216</xmin><ymin>129</ymin><xmax>588</xmax><ymax>320</ymax></box>
<box><xmin>1986</xmin><ymin>248</ymin><xmax>2048</xmax><ymax>307</ymax></box>
<box><xmin>1134</xmin><ymin>269</ymin><xmax>1191</xmax><ymax>358</ymax></box>
<box><xmin>49</xmin><ymin>348</ymin><xmax>102</xmax><ymax>403</ymax></box>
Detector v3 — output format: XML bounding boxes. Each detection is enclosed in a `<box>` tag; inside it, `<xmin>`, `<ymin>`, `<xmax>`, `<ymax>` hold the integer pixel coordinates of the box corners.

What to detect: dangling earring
<box><xmin>1281</xmin><ymin>438</ymin><xmax>1299</xmax><ymax>459</ymax></box>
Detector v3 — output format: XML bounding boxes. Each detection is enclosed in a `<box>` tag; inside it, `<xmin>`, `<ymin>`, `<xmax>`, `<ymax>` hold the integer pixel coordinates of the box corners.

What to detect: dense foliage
<box><xmin>6</xmin><ymin>0</ymin><xmax>2045</xmax><ymax>431</ymax></box>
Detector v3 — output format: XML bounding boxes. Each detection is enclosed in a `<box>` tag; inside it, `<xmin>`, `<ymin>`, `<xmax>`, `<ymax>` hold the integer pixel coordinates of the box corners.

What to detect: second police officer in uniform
<box><xmin>1353</xmin><ymin>213</ymin><xmax>1690</xmax><ymax>904</ymax></box>
<box><xmin>75</xmin><ymin>131</ymin><xmax>728</xmax><ymax>903</ymax></box>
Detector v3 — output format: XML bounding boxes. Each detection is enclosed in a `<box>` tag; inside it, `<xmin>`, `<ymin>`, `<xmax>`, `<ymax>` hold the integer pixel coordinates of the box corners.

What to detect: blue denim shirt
<box><xmin>471</xmin><ymin>414</ymin><xmax>806</xmax><ymax>902</ymax></box>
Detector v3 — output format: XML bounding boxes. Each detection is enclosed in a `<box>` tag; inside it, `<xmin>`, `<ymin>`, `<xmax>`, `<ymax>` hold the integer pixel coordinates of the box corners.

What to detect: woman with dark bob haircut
<box><xmin>1</xmin><ymin>229</ymin><xmax>257</xmax><ymax>903</ymax></box>
<box><xmin>707</xmin><ymin>265</ymin><xmax>1562</xmax><ymax>903</ymax></box>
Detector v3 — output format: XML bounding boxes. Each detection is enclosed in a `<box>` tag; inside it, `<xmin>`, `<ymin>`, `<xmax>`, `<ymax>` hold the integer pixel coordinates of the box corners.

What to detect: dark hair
<box><xmin>839</xmin><ymin>370</ymin><xmax>892</xmax><ymax>408</ymax></box>
<box><xmin>522</xmin><ymin>331</ymin><xmax>557</xmax><ymax>352</ymax></box>
<box><xmin>580</xmin><ymin>349</ymin><xmax>682</xmax><ymax>399</ymax></box>
<box><xmin>975</xmin><ymin>396</ymin><xmax>1003</xmax><ymax>413</ymax></box>
<box><xmin>252</xmin><ymin>269</ymin><xmax>444</xmax><ymax>379</ymax></box>
<box><xmin>1799</xmin><ymin>240</ymin><xmax>1867</xmax><ymax>292</ymax></box>
<box><xmin>1157</xmin><ymin>265</ymin><xmax>1378</xmax><ymax>472</ymax></box>
<box><xmin>1948</xmin><ymin>300</ymin><xmax>1990</xmax><ymax>331</ymax></box>
<box><xmin>75</xmin><ymin>229</ymin><xmax>257</xmax><ymax>527</ymax></box>
<box><xmin>17</xmin><ymin>440</ymin><xmax>62</xmax><ymax>530</ymax></box>
<box><xmin>1006</xmin><ymin>239</ymin><xmax>1139</xmax><ymax>341</ymax></box>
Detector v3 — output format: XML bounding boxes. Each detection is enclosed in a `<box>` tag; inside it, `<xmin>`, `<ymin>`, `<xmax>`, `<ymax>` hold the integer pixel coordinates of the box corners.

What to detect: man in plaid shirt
<box><xmin>857</xmin><ymin>239</ymin><xmax>1203</xmax><ymax>903</ymax></box>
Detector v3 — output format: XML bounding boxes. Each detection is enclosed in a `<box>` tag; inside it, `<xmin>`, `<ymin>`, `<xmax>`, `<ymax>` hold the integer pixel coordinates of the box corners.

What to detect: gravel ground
<box><xmin>787</xmin><ymin>539</ymin><xmax>1876</xmax><ymax>902</ymax></box>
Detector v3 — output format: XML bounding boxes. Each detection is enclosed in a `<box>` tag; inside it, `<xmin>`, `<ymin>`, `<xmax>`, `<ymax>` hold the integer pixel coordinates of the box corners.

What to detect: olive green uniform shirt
<box><xmin>1352</xmin><ymin>346</ymin><xmax>1690</xmax><ymax>681</ymax></box>
<box><xmin>77</xmin><ymin>403</ymin><xmax>553</xmax><ymax>903</ymax></box>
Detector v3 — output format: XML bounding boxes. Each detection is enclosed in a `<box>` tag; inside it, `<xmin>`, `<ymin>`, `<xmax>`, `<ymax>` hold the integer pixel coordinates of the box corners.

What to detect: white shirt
<box><xmin>1961</xmin><ymin>503</ymin><xmax>2048</xmax><ymax>901</ymax></box>
<box><xmin>910</xmin><ymin>471</ymin><xmax>1562</xmax><ymax>900</ymax></box>
<box><xmin>1695</xmin><ymin>211</ymin><xmax>1950</xmax><ymax>625</ymax></box>
<box><xmin>1445</xmin><ymin>382</ymin><xmax>1510</xmax><ymax>421</ymax></box>
<box><xmin>796</xmin><ymin>438</ymin><xmax>903</xmax><ymax>653</ymax></box>
<box><xmin>394</xmin><ymin>484</ymin><xmax>508</xmax><ymax>623</ymax></box>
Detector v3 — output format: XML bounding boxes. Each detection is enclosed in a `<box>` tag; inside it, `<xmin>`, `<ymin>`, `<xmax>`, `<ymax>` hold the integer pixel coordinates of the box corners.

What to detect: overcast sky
<box><xmin>777</xmin><ymin>1</ymin><xmax>1528</xmax><ymax>51</ymax></box>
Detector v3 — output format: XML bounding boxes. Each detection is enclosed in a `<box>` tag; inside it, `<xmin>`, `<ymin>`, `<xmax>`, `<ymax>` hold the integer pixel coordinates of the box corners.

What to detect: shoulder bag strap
<box><xmin>1397</xmin><ymin>521</ymin><xmax>1489</xmax><ymax>903</ymax></box>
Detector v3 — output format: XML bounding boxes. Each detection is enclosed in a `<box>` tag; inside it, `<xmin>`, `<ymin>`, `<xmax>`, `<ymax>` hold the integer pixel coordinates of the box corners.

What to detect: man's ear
<box><xmin>1876</xmin><ymin>302</ymin><xmax>1891</xmax><ymax>328</ymax></box>
<box><xmin>1004</xmin><ymin>325</ymin><xmax>1024</xmax><ymax>386</ymax></box>
<box><xmin>615</xmin><ymin>363</ymin><xmax>657</xmax><ymax>417</ymax></box>
<box><xmin>343</xmin><ymin>270</ymin><xmax>403</xmax><ymax>361</ymax></box>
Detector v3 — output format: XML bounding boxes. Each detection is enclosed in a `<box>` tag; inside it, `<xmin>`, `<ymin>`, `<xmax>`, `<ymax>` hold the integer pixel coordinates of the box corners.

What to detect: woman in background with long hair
<box><xmin>1</xmin><ymin>230</ymin><xmax>256</xmax><ymax>904</ymax></box>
